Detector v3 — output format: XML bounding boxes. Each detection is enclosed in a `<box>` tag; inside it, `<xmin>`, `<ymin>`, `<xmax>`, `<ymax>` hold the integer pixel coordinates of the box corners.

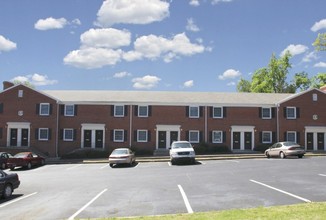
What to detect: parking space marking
<box><xmin>319</xmin><ymin>174</ymin><xmax>326</xmax><ymax>177</ymax></box>
<box><xmin>100</xmin><ymin>164</ymin><xmax>110</xmax><ymax>169</ymax></box>
<box><xmin>68</xmin><ymin>188</ymin><xmax>107</xmax><ymax>220</ymax></box>
<box><xmin>66</xmin><ymin>164</ymin><xmax>83</xmax><ymax>170</ymax></box>
<box><xmin>168</xmin><ymin>162</ymin><xmax>171</xmax><ymax>166</ymax></box>
<box><xmin>178</xmin><ymin>185</ymin><xmax>194</xmax><ymax>214</ymax></box>
<box><xmin>0</xmin><ymin>192</ymin><xmax>38</xmax><ymax>208</ymax></box>
<box><xmin>250</xmin><ymin>179</ymin><xmax>311</xmax><ymax>203</ymax></box>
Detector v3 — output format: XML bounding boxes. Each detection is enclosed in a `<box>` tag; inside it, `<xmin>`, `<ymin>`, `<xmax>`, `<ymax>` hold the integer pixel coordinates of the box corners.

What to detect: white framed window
<box><xmin>262</xmin><ymin>108</ymin><xmax>271</xmax><ymax>119</ymax></box>
<box><xmin>189</xmin><ymin>106</ymin><xmax>199</xmax><ymax>118</ymax></box>
<box><xmin>213</xmin><ymin>107</ymin><xmax>223</xmax><ymax>118</ymax></box>
<box><xmin>39</xmin><ymin>128</ymin><xmax>49</xmax><ymax>141</ymax></box>
<box><xmin>40</xmin><ymin>103</ymin><xmax>50</xmax><ymax>116</ymax></box>
<box><xmin>18</xmin><ymin>90</ymin><xmax>23</xmax><ymax>98</ymax></box>
<box><xmin>262</xmin><ymin>131</ymin><xmax>272</xmax><ymax>143</ymax></box>
<box><xmin>312</xmin><ymin>93</ymin><xmax>318</xmax><ymax>101</ymax></box>
<box><xmin>114</xmin><ymin>129</ymin><xmax>124</xmax><ymax>142</ymax></box>
<box><xmin>138</xmin><ymin>106</ymin><xmax>148</xmax><ymax>117</ymax></box>
<box><xmin>286</xmin><ymin>107</ymin><xmax>296</xmax><ymax>119</ymax></box>
<box><xmin>65</xmin><ymin>105</ymin><xmax>74</xmax><ymax>116</ymax></box>
<box><xmin>189</xmin><ymin>130</ymin><xmax>200</xmax><ymax>143</ymax></box>
<box><xmin>212</xmin><ymin>131</ymin><xmax>223</xmax><ymax>143</ymax></box>
<box><xmin>114</xmin><ymin>105</ymin><xmax>124</xmax><ymax>117</ymax></box>
<box><xmin>64</xmin><ymin>129</ymin><xmax>73</xmax><ymax>141</ymax></box>
<box><xmin>137</xmin><ymin>130</ymin><xmax>148</xmax><ymax>142</ymax></box>
<box><xmin>287</xmin><ymin>131</ymin><xmax>296</xmax><ymax>142</ymax></box>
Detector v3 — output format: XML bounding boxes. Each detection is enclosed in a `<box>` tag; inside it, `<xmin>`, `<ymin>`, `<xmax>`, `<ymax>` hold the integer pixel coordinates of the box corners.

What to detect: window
<box><xmin>189</xmin><ymin>130</ymin><xmax>199</xmax><ymax>143</ymax></box>
<box><xmin>262</xmin><ymin>108</ymin><xmax>271</xmax><ymax>119</ymax></box>
<box><xmin>137</xmin><ymin>130</ymin><xmax>148</xmax><ymax>142</ymax></box>
<box><xmin>212</xmin><ymin>131</ymin><xmax>223</xmax><ymax>143</ymax></box>
<box><xmin>213</xmin><ymin>107</ymin><xmax>223</xmax><ymax>118</ymax></box>
<box><xmin>138</xmin><ymin>106</ymin><xmax>148</xmax><ymax>117</ymax></box>
<box><xmin>114</xmin><ymin>129</ymin><xmax>124</xmax><ymax>142</ymax></box>
<box><xmin>189</xmin><ymin>106</ymin><xmax>199</xmax><ymax>118</ymax></box>
<box><xmin>65</xmin><ymin>105</ymin><xmax>74</xmax><ymax>116</ymax></box>
<box><xmin>114</xmin><ymin>105</ymin><xmax>124</xmax><ymax>117</ymax></box>
<box><xmin>39</xmin><ymin>128</ymin><xmax>49</xmax><ymax>141</ymax></box>
<box><xmin>262</xmin><ymin>131</ymin><xmax>272</xmax><ymax>143</ymax></box>
<box><xmin>18</xmin><ymin>90</ymin><xmax>23</xmax><ymax>97</ymax></box>
<box><xmin>286</xmin><ymin>107</ymin><xmax>296</xmax><ymax>119</ymax></box>
<box><xmin>313</xmin><ymin>93</ymin><xmax>318</xmax><ymax>101</ymax></box>
<box><xmin>40</xmin><ymin>103</ymin><xmax>50</xmax><ymax>116</ymax></box>
<box><xmin>287</xmin><ymin>131</ymin><xmax>296</xmax><ymax>142</ymax></box>
<box><xmin>64</xmin><ymin>129</ymin><xmax>73</xmax><ymax>141</ymax></box>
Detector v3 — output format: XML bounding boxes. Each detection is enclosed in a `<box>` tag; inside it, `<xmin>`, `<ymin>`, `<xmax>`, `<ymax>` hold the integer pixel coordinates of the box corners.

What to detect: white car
<box><xmin>169</xmin><ymin>141</ymin><xmax>196</xmax><ymax>165</ymax></box>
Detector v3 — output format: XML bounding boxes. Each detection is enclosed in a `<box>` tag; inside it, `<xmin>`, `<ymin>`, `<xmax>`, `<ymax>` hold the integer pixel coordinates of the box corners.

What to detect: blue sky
<box><xmin>0</xmin><ymin>0</ymin><xmax>325</xmax><ymax>92</ymax></box>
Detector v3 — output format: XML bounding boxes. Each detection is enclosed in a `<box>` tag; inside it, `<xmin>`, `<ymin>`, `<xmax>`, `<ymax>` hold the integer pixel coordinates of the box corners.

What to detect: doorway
<box><xmin>317</xmin><ymin>133</ymin><xmax>325</xmax><ymax>150</ymax></box>
<box><xmin>95</xmin><ymin>130</ymin><xmax>103</xmax><ymax>148</ymax></box>
<box><xmin>244</xmin><ymin>132</ymin><xmax>252</xmax><ymax>150</ymax></box>
<box><xmin>306</xmin><ymin>133</ymin><xmax>314</xmax><ymax>150</ymax></box>
<box><xmin>158</xmin><ymin>131</ymin><xmax>166</xmax><ymax>149</ymax></box>
<box><xmin>233</xmin><ymin>132</ymin><xmax>240</xmax><ymax>150</ymax></box>
<box><xmin>84</xmin><ymin>130</ymin><xmax>92</xmax><ymax>148</ymax></box>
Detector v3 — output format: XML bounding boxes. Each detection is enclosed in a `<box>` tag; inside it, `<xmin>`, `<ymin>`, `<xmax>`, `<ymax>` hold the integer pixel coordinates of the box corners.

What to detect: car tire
<box><xmin>1</xmin><ymin>162</ymin><xmax>5</xmax><ymax>169</ymax></box>
<box><xmin>280</xmin><ymin>152</ymin><xmax>286</xmax><ymax>159</ymax></box>
<box><xmin>2</xmin><ymin>184</ymin><xmax>13</xmax><ymax>199</ymax></box>
<box><xmin>298</xmin><ymin>155</ymin><xmax>303</xmax><ymax>158</ymax></box>
<box><xmin>266</xmin><ymin>152</ymin><xmax>270</xmax><ymax>158</ymax></box>
<box><xmin>109</xmin><ymin>163</ymin><xmax>114</xmax><ymax>168</ymax></box>
<box><xmin>171</xmin><ymin>160</ymin><xmax>175</xmax><ymax>165</ymax></box>
<box><xmin>41</xmin><ymin>159</ymin><xmax>45</xmax><ymax>166</ymax></box>
<box><xmin>10</xmin><ymin>167</ymin><xmax>15</xmax><ymax>171</ymax></box>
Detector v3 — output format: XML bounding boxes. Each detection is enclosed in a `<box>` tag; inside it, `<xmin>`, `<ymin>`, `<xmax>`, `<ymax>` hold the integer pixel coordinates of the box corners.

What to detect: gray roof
<box><xmin>43</xmin><ymin>90</ymin><xmax>294</xmax><ymax>107</ymax></box>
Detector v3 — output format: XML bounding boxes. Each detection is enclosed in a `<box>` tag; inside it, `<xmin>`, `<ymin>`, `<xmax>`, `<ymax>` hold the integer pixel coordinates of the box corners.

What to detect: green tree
<box><xmin>237</xmin><ymin>78</ymin><xmax>252</xmax><ymax>92</ymax></box>
<box><xmin>293</xmin><ymin>72</ymin><xmax>311</xmax><ymax>92</ymax></box>
<box><xmin>311</xmin><ymin>73</ymin><xmax>326</xmax><ymax>88</ymax></box>
<box><xmin>12</xmin><ymin>80</ymin><xmax>35</xmax><ymax>89</ymax></box>
<box><xmin>313</xmin><ymin>33</ymin><xmax>326</xmax><ymax>51</ymax></box>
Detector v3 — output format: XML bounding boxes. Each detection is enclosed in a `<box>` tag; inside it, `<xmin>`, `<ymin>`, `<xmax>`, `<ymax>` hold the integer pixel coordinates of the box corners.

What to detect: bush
<box><xmin>194</xmin><ymin>143</ymin><xmax>231</xmax><ymax>154</ymax></box>
<box><xmin>254</xmin><ymin>144</ymin><xmax>271</xmax><ymax>153</ymax></box>
<box><xmin>61</xmin><ymin>148</ymin><xmax>110</xmax><ymax>159</ymax></box>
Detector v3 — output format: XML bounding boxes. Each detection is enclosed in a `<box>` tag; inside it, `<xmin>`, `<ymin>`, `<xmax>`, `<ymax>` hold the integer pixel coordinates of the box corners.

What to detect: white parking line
<box><xmin>0</xmin><ymin>192</ymin><xmax>38</xmax><ymax>208</ymax></box>
<box><xmin>319</xmin><ymin>174</ymin><xmax>326</xmax><ymax>177</ymax></box>
<box><xmin>250</xmin><ymin>179</ymin><xmax>311</xmax><ymax>203</ymax></box>
<box><xmin>168</xmin><ymin>162</ymin><xmax>172</xmax><ymax>166</ymax></box>
<box><xmin>100</xmin><ymin>164</ymin><xmax>110</xmax><ymax>169</ymax></box>
<box><xmin>178</xmin><ymin>185</ymin><xmax>194</xmax><ymax>214</ymax></box>
<box><xmin>68</xmin><ymin>189</ymin><xmax>107</xmax><ymax>220</ymax></box>
<box><xmin>66</xmin><ymin>164</ymin><xmax>83</xmax><ymax>170</ymax></box>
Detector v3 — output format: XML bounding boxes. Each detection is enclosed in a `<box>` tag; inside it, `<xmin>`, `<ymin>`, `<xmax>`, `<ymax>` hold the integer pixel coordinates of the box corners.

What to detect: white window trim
<box><xmin>262</xmin><ymin>131</ymin><xmax>272</xmax><ymax>143</ymax></box>
<box><xmin>189</xmin><ymin>106</ymin><xmax>199</xmax><ymax>118</ymax></box>
<box><xmin>39</xmin><ymin>128</ymin><xmax>49</xmax><ymax>141</ymax></box>
<box><xmin>212</xmin><ymin>130</ymin><xmax>223</xmax><ymax>143</ymax></box>
<box><xmin>18</xmin><ymin>90</ymin><xmax>23</xmax><ymax>98</ymax></box>
<box><xmin>312</xmin><ymin>93</ymin><xmax>317</xmax><ymax>101</ymax></box>
<box><xmin>286</xmin><ymin>107</ymin><xmax>296</xmax><ymax>119</ymax></box>
<box><xmin>189</xmin><ymin>130</ymin><xmax>200</xmax><ymax>143</ymax></box>
<box><xmin>65</xmin><ymin>105</ymin><xmax>75</xmax><ymax>117</ymax></box>
<box><xmin>138</xmin><ymin>106</ymin><xmax>149</xmax><ymax>117</ymax></box>
<box><xmin>114</xmin><ymin>105</ymin><xmax>125</xmax><ymax>117</ymax></box>
<box><xmin>63</xmin><ymin>129</ymin><xmax>74</xmax><ymax>141</ymax></box>
<box><xmin>213</xmin><ymin>107</ymin><xmax>223</xmax><ymax>118</ymax></box>
<box><xmin>137</xmin><ymin>130</ymin><xmax>148</xmax><ymax>142</ymax></box>
<box><xmin>40</xmin><ymin>103</ymin><xmax>50</xmax><ymax>116</ymax></box>
<box><xmin>287</xmin><ymin>131</ymin><xmax>297</xmax><ymax>142</ymax></box>
<box><xmin>262</xmin><ymin>107</ymin><xmax>271</xmax><ymax>119</ymax></box>
<box><xmin>114</xmin><ymin>129</ymin><xmax>124</xmax><ymax>142</ymax></box>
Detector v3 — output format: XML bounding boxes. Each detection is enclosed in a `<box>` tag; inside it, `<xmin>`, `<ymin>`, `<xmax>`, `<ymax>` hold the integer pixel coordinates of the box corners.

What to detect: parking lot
<box><xmin>1</xmin><ymin>156</ymin><xmax>326</xmax><ymax>220</ymax></box>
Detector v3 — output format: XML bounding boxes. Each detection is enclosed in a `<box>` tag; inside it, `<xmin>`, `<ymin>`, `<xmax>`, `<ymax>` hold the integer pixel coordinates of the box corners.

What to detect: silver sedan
<box><xmin>265</xmin><ymin>142</ymin><xmax>305</xmax><ymax>159</ymax></box>
<box><xmin>108</xmin><ymin>148</ymin><xmax>136</xmax><ymax>167</ymax></box>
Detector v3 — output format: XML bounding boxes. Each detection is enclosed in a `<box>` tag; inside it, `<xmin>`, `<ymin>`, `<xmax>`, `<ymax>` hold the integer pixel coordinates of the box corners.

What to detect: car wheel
<box><xmin>10</xmin><ymin>167</ymin><xmax>15</xmax><ymax>171</ymax></box>
<box><xmin>298</xmin><ymin>155</ymin><xmax>303</xmax><ymax>158</ymax></box>
<box><xmin>2</xmin><ymin>184</ymin><xmax>13</xmax><ymax>199</ymax></box>
<box><xmin>41</xmin><ymin>159</ymin><xmax>45</xmax><ymax>166</ymax></box>
<box><xmin>171</xmin><ymin>160</ymin><xmax>175</xmax><ymax>165</ymax></box>
<box><xmin>266</xmin><ymin>152</ymin><xmax>270</xmax><ymax>159</ymax></box>
<box><xmin>109</xmin><ymin>163</ymin><xmax>114</xmax><ymax>168</ymax></box>
<box><xmin>1</xmin><ymin>162</ymin><xmax>5</xmax><ymax>169</ymax></box>
<box><xmin>280</xmin><ymin>152</ymin><xmax>286</xmax><ymax>159</ymax></box>
<box><xmin>27</xmin><ymin>162</ymin><xmax>32</xmax><ymax>169</ymax></box>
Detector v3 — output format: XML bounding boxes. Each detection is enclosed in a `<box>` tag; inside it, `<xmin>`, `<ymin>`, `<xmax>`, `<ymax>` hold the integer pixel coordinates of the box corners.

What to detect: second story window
<box><xmin>262</xmin><ymin>108</ymin><xmax>271</xmax><ymax>119</ymax></box>
<box><xmin>213</xmin><ymin>107</ymin><xmax>223</xmax><ymax>118</ymax></box>
<box><xmin>286</xmin><ymin>107</ymin><xmax>296</xmax><ymax>119</ymax></box>
<box><xmin>114</xmin><ymin>105</ymin><xmax>125</xmax><ymax>117</ymax></box>
<box><xmin>65</xmin><ymin>105</ymin><xmax>75</xmax><ymax>116</ymax></box>
<box><xmin>138</xmin><ymin>106</ymin><xmax>148</xmax><ymax>117</ymax></box>
<box><xmin>40</xmin><ymin>103</ymin><xmax>50</xmax><ymax>116</ymax></box>
<box><xmin>189</xmin><ymin>106</ymin><xmax>199</xmax><ymax>118</ymax></box>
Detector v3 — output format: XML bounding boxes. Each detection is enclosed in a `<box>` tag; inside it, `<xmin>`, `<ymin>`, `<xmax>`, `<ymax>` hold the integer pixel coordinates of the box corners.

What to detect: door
<box><xmin>244</xmin><ymin>132</ymin><xmax>252</xmax><ymax>150</ymax></box>
<box><xmin>21</xmin><ymin>129</ymin><xmax>29</xmax><ymax>146</ymax></box>
<box><xmin>306</xmin><ymin>133</ymin><xmax>314</xmax><ymax>150</ymax></box>
<box><xmin>170</xmin><ymin>131</ymin><xmax>178</xmax><ymax>145</ymax></box>
<box><xmin>84</xmin><ymin>130</ymin><xmax>92</xmax><ymax>148</ymax></box>
<box><xmin>233</xmin><ymin>132</ymin><xmax>240</xmax><ymax>150</ymax></box>
<box><xmin>10</xmin><ymin>129</ymin><xmax>18</xmax><ymax>146</ymax></box>
<box><xmin>317</xmin><ymin>133</ymin><xmax>325</xmax><ymax>150</ymax></box>
<box><xmin>95</xmin><ymin>130</ymin><xmax>103</xmax><ymax>148</ymax></box>
<box><xmin>158</xmin><ymin>131</ymin><xmax>166</xmax><ymax>149</ymax></box>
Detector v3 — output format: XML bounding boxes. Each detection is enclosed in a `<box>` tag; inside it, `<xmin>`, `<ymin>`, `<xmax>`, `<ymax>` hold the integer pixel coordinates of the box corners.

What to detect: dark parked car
<box><xmin>7</xmin><ymin>152</ymin><xmax>45</xmax><ymax>170</ymax></box>
<box><xmin>0</xmin><ymin>170</ymin><xmax>20</xmax><ymax>199</ymax></box>
<box><xmin>265</xmin><ymin>142</ymin><xmax>306</xmax><ymax>159</ymax></box>
<box><xmin>0</xmin><ymin>152</ymin><xmax>13</xmax><ymax>169</ymax></box>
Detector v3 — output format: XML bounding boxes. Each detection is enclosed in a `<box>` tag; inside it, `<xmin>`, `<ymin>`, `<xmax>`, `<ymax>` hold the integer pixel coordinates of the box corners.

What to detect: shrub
<box><xmin>61</xmin><ymin>148</ymin><xmax>110</xmax><ymax>159</ymax></box>
<box><xmin>254</xmin><ymin>144</ymin><xmax>271</xmax><ymax>153</ymax></box>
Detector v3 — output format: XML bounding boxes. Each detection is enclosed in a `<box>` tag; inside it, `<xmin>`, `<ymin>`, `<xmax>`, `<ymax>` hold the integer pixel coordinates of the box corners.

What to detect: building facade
<box><xmin>0</xmin><ymin>82</ymin><xmax>325</xmax><ymax>157</ymax></box>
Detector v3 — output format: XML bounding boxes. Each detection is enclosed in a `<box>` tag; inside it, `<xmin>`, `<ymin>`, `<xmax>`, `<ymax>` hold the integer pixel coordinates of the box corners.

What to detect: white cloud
<box><xmin>186</xmin><ymin>18</ymin><xmax>200</xmax><ymax>32</ymax></box>
<box><xmin>132</xmin><ymin>75</ymin><xmax>161</xmax><ymax>89</ymax></box>
<box><xmin>227</xmin><ymin>82</ymin><xmax>236</xmax><ymax>86</ymax></box>
<box><xmin>218</xmin><ymin>69</ymin><xmax>241</xmax><ymax>80</ymax></box>
<box><xmin>280</xmin><ymin>44</ymin><xmax>308</xmax><ymax>57</ymax></box>
<box><xmin>311</xmin><ymin>19</ymin><xmax>326</xmax><ymax>32</ymax></box>
<box><xmin>302</xmin><ymin>51</ymin><xmax>319</xmax><ymax>63</ymax></box>
<box><xmin>183</xmin><ymin>80</ymin><xmax>194</xmax><ymax>88</ymax></box>
<box><xmin>80</xmin><ymin>28</ymin><xmax>131</xmax><ymax>49</ymax></box>
<box><xmin>113</xmin><ymin>71</ymin><xmax>132</xmax><ymax>78</ymax></box>
<box><xmin>314</xmin><ymin>62</ymin><xmax>326</xmax><ymax>68</ymax></box>
<box><xmin>211</xmin><ymin>0</ymin><xmax>232</xmax><ymax>5</ymax></box>
<box><xmin>34</xmin><ymin>17</ymin><xmax>68</xmax><ymax>30</ymax></box>
<box><xmin>189</xmin><ymin>0</ymin><xmax>200</xmax><ymax>6</ymax></box>
<box><xmin>72</xmin><ymin>19</ymin><xmax>82</xmax><ymax>26</ymax></box>
<box><xmin>95</xmin><ymin>0</ymin><xmax>169</xmax><ymax>27</ymax></box>
<box><xmin>0</xmin><ymin>35</ymin><xmax>17</xmax><ymax>52</ymax></box>
<box><xmin>11</xmin><ymin>74</ymin><xmax>58</xmax><ymax>86</ymax></box>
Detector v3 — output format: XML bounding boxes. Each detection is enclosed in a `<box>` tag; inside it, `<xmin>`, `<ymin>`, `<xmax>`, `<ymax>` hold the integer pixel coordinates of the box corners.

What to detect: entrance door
<box><xmin>306</xmin><ymin>133</ymin><xmax>314</xmax><ymax>150</ymax></box>
<box><xmin>244</xmin><ymin>132</ymin><xmax>252</xmax><ymax>150</ymax></box>
<box><xmin>317</xmin><ymin>133</ymin><xmax>325</xmax><ymax>150</ymax></box>
<box><xmin>233</xmin><ymin>132</ymin><xmax>240</xmax><ymax>150</ymax></box>
<box><xmin>21</xmin><ymin>129</ymin><xmax>29</xmax><ymax>146</ymax></box>
<box><xmin>84</xmin><ymin>130</ymin><xmax>92</xmax><ymax>148</ymax></box>
<box><xmin>10</xmin><ymin>129</ymin><xmax>18</xmax><ymax>146</ymax></box>
<box><xmin>158</xmin><ymin>131</ymin><xmax>166</xmax><ymax>149</ymax></box>
<box><xmin>170</xmin><ymin>131</ymin><xmax>178</xmax><ymax>145</ymax></box>
<box><xmin>95</xmin><ymin>130</ymin><xmax>103</xmax><ymax>148</ymax></box>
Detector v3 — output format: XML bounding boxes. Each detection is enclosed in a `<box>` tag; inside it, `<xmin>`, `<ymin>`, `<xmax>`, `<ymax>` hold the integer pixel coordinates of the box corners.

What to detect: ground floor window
<box><xmin>64</xmin><ymin>129</ymin><xmax>74</xmax><ymax>141</ymax></box>
<box><xmin>137</xmin><ymin>130</ymin><xmax>148</xmax><ymax>142</ymax></box>
<box><xmin>189</xmin><ymin>130</ymin><xmax>199</xmax><ymax>143</ymax></box>
<box><xmin>287</xmin><ymin>131</ymin><xmax>296</xmax><ymax>142</ymax></box>
<box><xmin>212</xmin><ymin>131</ymin><xmax>223</xmax><ymax>143</ymax></box>
<box><xmin>114</xmin><ymin>129</ymin><xmax>124</xmax><ymax>142</ymax></box>
<box><xmin>39</xmin><ymin>128</ymin><xmax>49</xmax><ymax>141</ymax></box>
<box><xmin>262</xmin><ymin>131</ymin><xmax>272</xmax><ymax>143</ymax></box>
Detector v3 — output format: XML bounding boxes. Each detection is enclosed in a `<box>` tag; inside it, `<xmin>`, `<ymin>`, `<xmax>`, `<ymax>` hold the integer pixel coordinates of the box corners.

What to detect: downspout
<box><xmin>276</xmin><ymin>103</ymin><xmax>280</xmax><ymax>142</ymax></box>
<box><xmin>205</xmin><ymin>106</ymin><xmax>208</xmax><ymax>143</ymax></box>
<box><xmin>55</xmin><ymin>101</ymin><xmax>59</xmax><ymax>158</ymax></box>
<box><xmin>129</xmin><ymin>104</ymin><xmax>132</xmax><ymax>147</ymax></box>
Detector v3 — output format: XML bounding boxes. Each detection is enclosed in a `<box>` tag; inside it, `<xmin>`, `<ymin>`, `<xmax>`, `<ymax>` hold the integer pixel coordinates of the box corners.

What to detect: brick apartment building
<box><xmin>0</xmin><ymin>81</ymin><xmax>325</xmax><ymax>157</ymax></box>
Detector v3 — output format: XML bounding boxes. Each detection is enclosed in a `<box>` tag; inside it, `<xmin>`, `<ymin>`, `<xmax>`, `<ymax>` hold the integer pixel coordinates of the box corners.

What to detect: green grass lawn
<box><xmin>88</xmin><ymin>202</ymin><xmax>326</xmax><ymax>220</ymax></box>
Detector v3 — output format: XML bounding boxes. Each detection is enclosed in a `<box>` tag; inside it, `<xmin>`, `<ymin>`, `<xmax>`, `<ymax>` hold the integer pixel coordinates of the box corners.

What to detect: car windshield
<box><xmin>111</xmin><ymin>149</ymin><xmax>129</xmax><ymax>155</ymax></box>
<box><xmin>172</xmin><ymin>143</ymin><xmax>192</xmax><ymax>149</ymax></box>
<box><xmin>14</xmin><ymin>153</ymin><xmax>28</xmax><ymax>158</ymax></box>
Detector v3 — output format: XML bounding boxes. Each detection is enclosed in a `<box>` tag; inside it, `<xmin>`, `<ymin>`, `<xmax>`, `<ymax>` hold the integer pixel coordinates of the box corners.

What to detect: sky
<box><xmin>0</xmin><ymin>0</ymin><xmax>326</xmax><ymax>92</ymax></box>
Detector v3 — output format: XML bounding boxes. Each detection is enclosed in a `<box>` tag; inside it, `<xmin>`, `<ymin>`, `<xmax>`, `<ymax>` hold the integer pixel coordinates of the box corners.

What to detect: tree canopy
<box><xmin>313</xmin><ymin>33</ymin><xmax>326</xmax><ymax>51</ymax></box>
